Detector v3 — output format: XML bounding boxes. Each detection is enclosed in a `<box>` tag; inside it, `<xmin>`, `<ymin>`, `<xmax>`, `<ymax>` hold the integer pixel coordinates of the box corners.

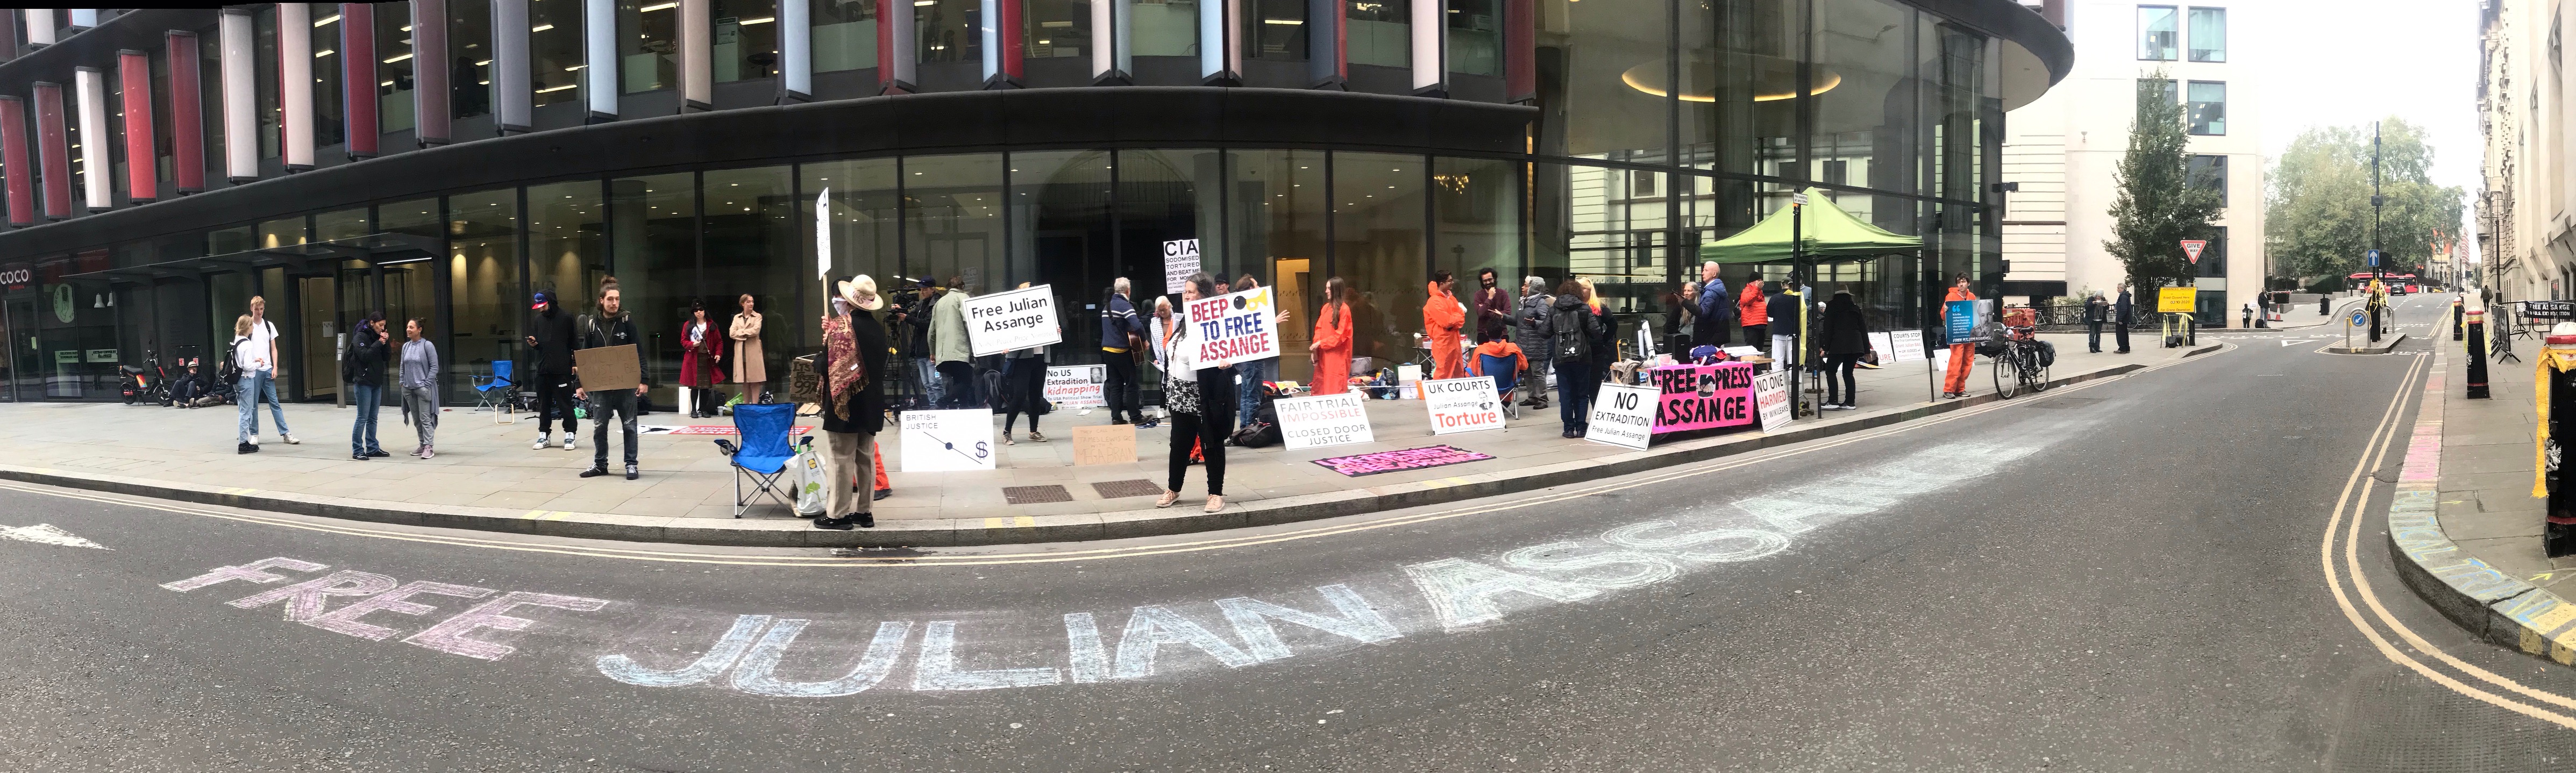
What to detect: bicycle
<box><xmin>1988</xmin><ymin>324</ymin><xmax>2050</xmax><ymax>399</ymax></box>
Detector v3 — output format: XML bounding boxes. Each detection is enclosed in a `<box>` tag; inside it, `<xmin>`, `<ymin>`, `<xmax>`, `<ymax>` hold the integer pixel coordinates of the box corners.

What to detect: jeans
<box><xmin>236</xmin><ymin>368</ymin><xmax>290</xmax><ymax>443</ymax></box>
<box><xmin>910</xmin><ymin>356</ymin><xmax>938</xmax><ymax>406</ymax></box>
<box><xmin>1556</xmin><ymin>359</ymin><xmax>1595</xmax><ymax>433</ymax></box>
<box><xmin>1235</xmin><ymin>358</ymin><xmax>1277</xmax><ymax>428</ymax></box>
<box><xmin>349</xmin><ymin>384</ymin><xmax>383</xmax><ymax>455</ymax></box>
<box><xmin>1103</xmin><ymin>353</ymin><xmax>1142</xmax><ymax>423</ymax></box>
<box><xmin>1824</xmin><ymin>353</ymin><xmax>1860</xmax><ymax>406</ymax></box>
<box><xmin>535</xmin><ymin>373</ymin><xmax>578</xmax><ymax>435</ymax></box>
<box><xmin>2087</xmin><ymin>321</ymin><xmax>2103</xmax><ymax>352</ymax></box>
<box><xmin>589</xmin><ymin>389</ymin><xmax>641</xmax><ymax>467</ymax></box>
<box><xmin>403</xmin><ymin>385</ymin><xmax>438</xmax><ymax>448</ymax></box>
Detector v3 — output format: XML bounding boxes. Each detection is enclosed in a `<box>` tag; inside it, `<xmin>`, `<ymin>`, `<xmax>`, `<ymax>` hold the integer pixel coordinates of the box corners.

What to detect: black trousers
<box><xmin>1166</xmin><ymin>409</ymin><xmax>1226</xmax><ymax>496</ymax></box>
<box><xmin>2114</xmin><ymin>322</ymin><xmax>2131</xmax><ymax>352</ymax></box>
<box><xmin>535</xmin><ymin>373</ymin><xmax>578</xmax><ymax>434</ymax></box>
<box><xmin>1824</xmin><ymin>353</ymin><xmax>1860</xmax><ymax>405</ymax></box>
<box><xmin>1104</xmin><ymin>353</ymin><xmax>1141</xmax><ymax>422</ymax></box>
<box><xmin>1002</xmin><ymin>357</ymin><xmax>1048</xmax><ymax>434</ymax></box>
<box><xmin>935</xmin><ymin>361</ymin><xmax>976</xmax><ymax>408</ymax></box>
<box><xmin>1742</xmin><ymin>325</ymin><xmax>1768</xmax><ymax>350</ymax></box>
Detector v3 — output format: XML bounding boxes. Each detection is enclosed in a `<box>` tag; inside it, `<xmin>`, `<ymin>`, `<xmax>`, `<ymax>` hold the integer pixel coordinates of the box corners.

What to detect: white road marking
<box><xmin>0</xmin><ymin>523</ymin><xmax>107</xmax><ymax>549</ymax></box>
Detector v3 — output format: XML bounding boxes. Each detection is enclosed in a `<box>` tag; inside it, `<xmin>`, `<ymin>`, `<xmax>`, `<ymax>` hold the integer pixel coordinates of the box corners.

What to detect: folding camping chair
<box><xmin>471</xmin><ymin>360</ymin><xmax>517</xmax><ymax>414</ymax></box>
<box><xmin>718</xmin><ymin>402</ymin><xmax>802</xmax><ymax>517</ymax></box>
<box><xmin>1475</xmin><ymin>352</ymin><xmax>1522</xmax><ymax>420</ymax></box>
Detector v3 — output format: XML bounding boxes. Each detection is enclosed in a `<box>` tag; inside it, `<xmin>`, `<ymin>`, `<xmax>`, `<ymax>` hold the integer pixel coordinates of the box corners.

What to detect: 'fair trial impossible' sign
<box><xmin>963</xmin><ymin>283</ymin><xmax>1063</xmax><ymax>357</ymax></box>
<box><xmin>1275</xmin><ymin>391</ymin><xmax>1375</xmax><ymax>450</ymax></box>
<box><xmin>1188</xmin><ymin>286</ymin><xmax>1282</xmax><ymax>363</ymax></box>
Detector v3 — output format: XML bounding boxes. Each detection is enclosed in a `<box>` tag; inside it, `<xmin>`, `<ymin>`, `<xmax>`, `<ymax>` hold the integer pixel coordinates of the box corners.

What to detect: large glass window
<box><xmin>533</xmin><ymin>0</ymin><xmax>586</xmax><ymax>105</ymax></box>
<box><xmin>2187</xmin><ymin>154</ymin><xmax>2226</xmax><ymax>206</ymax></box>
<box><xmin>315</xmin><ymin>8</ymin><xmax>346</xmax><ymax>147</ymax></box>
<box><xmin>1026</xmin><ymin>0</ymin><xmax>1090</xmax><ymax>60</ymax></box>
<box><xmin>802</xmin><ymin>158</ymin><xmax>901</xmax><ymax>336</ymax></box>
<box><xmin>1680</xmin><ymin>0</ymin><xmax>1798</xmax><ymax>242</ymax></box>
<box><xmin>608</xmin><ymin>172</ymin><xmax>695</xmax><ymax>394</ymax></box>
<box><xmin>1448</xmin><ymin>0</ymin><xmax>1497</xmax><ymax>75</ymax></box>
<box><xmin>447</xmin><ymin>188</ymin><xmax>520</xmax><ymax>383</ymax></box>
<box><xmin>1541</xmin><ymin>0</ymin><xmax>1675</xmax><ymax>164</ymax></box>
<box><xmin>315</xmin><ymin>206</ymin><xmax>368</xmax><ymax>241</ymax></box>
<box><xmin>528</xmin><ymin>180</ymin><xmax>604</xmax><ymax>311</ymax></box>
<box><xmin>1348</xmin><ymin>0</ymin><xmax>1407</xmax><ymax>67</ymax></box>
<box><xmin>713</xmin><ymin>0</ymin><xmax>780</xmax><ymax>81</ymax></box>
<box><xmin>2194</xmin><ymin>226</ymin><xmax>2226</xmax><ymax>277</ymax></box>
<box><xmin>257</xmin><ymin>6</ymin><xmax>281</xmax><ymax>159</ymax></box>
<box><xmin>904</xmin><ymin>154</ymin><xmax>1006</xmax><ymax>292</ymax></box>
<box><xmin>1433</xmin><ymin>155</ymin><xmax>1519</xmax><ymax>315</ymax></box>
<box><xmin>1809</xmin><ymin>0</ymin><xmax>1916</xmax><ymax>227</ymax></box>
<box><xmin>1133</xmin><ymin>0</ymin><xmax>1197</xmax><ymax>56</ymax></box>
<box><xmin>701</xmin><ymin>166</ymin><xmax>796</xmax><ymax>380</ymax></box>
<box><xmin>1229</xmin><ymin>149</ymin><xmax>1326</xmax><ymax>380</ymax></box>
<box><xmin>450</xmin><ymin>0</ymin><xmax>493</xmax><ymax>118</ymax></box>
<box><xmin>258</xmin><ymin>216</ymin><xmax>309</xmax><ymax>247</ymax></box>
<box><xmin>2137</xmin><ymin>5</ymin><xmax>2175</xmax><ymax>61</ymax></box>
<box><xmin>1244</xmin><ymin>0</ymin><xmax>1302</xmax><ymax>61</ymax></box>
<box><xmin>2187</xmin><ymin>80</ymin><xmax>2224</xmax><ymax>135</ymax></box>
<box><xmin>814</xmin><ymin>0</ymin><xmax>877</xmax><ymax>71</ymax></box>
<box><xmin>916</xmin><ymin>0</ymin><xmax>979</xmax><ymax>64</ymax></box>
<box><xmin>620</xmin><ymin>0</ymin><xmax>680</xmax><ymax>93</ymax></box>
<box><xmin>1334</xmin><ymin>152</ymin><xmax>1426</xmax><ymax>363</ymax></box>
<box><xmin>377</xmin><ymin>4</ymin><xmax>416</xmax><ymax>133</ymax></box>
<box><xmin>2187</xmin><ymin>6</ymin><xmax>2224</xmax><ymax>62</ymax></box>
<box><xmin>1007</xmin><ymin>150</ymin><xmax>1112</xmax><ymax>354</ymax></box>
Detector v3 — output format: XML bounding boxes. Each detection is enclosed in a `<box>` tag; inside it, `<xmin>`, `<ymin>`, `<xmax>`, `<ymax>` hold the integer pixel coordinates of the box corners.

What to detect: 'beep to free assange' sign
<box><xmin>963</xmin><ymin>284</ymin><xmax>1064</xmax><ymax>357</ymax></box>
<box><xmin>1187</xmin><ymin>287</ymin><xmax>1281</xmax><ymax>364</ymax></box>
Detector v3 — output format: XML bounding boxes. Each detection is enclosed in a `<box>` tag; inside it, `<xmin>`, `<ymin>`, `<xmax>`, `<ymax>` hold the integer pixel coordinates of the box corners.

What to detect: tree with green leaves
<box><xmin>2265</xmin><ymin>118</ymin><xmax>2465</xmax><ymax>288</ymax></box>
<box><xmin>2104</xmin><ymin>71</ymin><xmax>2226</xmax><ymax>294</ymax></box>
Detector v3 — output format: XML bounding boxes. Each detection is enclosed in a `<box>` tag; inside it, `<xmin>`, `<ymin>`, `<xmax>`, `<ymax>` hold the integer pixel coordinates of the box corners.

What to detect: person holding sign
<box><xmin>679</xmin><ymin>299</ymin><xmax>727</xmax><ymax>418</ymax></box>
<box><xmin>1310</xmin><ymin>276</ymin><xmax>1354</xmax><ymax>396</ymax></box>
<box><xmin>813</xmin><ymin>276</ymin><xmax>891</xmax><ymax>530</ymax></box>
<box><xmin>1941</xmin><ymin>274</ymin><xmax>1977</xmax><ymax>399</ymax></box>
<box><xmin>1000</xmin><ymin>282</ymin><xmax>1056</xmax><ymax>445</ymax></box>
<box><xmin>1156</xmin><ymin>273</ymin><xmax>1237</xmax><ymax>514</ymax></box>
<box><xmin>575</xmin><ymin>277</ymin><xmax>648</xmax><ymax>480</ymax></box>
<box><xmin>1423</xmin><ymin>270</ymin><xmax>1467</xmax><ymax>380</ymax></box>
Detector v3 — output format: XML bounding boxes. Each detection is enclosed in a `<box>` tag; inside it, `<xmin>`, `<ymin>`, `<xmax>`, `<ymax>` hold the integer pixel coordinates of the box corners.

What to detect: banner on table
<box><xmin>1889</xmin><ymin>329</ymin><xmax>1927</xmax><ymax>362</ymax></box>
<box><xmin>1187</xmin><ymin>286</ymin><xmax>1282</xmax><ymax>363</ymax></box>
<box><xmin>1163</xmin><ymin>238</ymin><xmax>1201</xmax><ymax>296</ymax></box>
<box><xmin>962</xmin><ymin>283</ymin><xmax>1063</xmax><ymax>357</ymax></box>
<box><xmin>899</xmin><ymin>409</ymin><xmax>996</xmax><ymax>472</ymax></box>
<box><xmin>1044</xmin><ymin>364</ymin><xmax>1107</xmax><ymax>408</ymax></box>
<box><xmin>1753</xmin><ymin>369</ymin><xmax>1794</xmax><ymax>432</ymax></box>
<box><xmin>1646</xmin><ymin>362</ymin><xmax>1755</xmax><ymax>433</ymax></box>
<box><xmin>1585</xmin><ymin>382</ymin><xmax>1659</xmax><ymax>450</ymax></box>
<box><xmin>1420</xmin><ymin>376</ymin><xmax>1506</xmax><ymax>435</ymax></box>
<box><xmin>1275</xmin><ymin>391</ymin><xmax>1375</xmax><ymax>450</ymax></box>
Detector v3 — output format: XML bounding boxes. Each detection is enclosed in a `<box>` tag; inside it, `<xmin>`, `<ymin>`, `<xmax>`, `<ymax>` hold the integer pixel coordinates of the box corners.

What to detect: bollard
<box><xmin>2467</xmin><ymin>310</ymin><xmax>2489</xmax><ymax>399</ymax></box>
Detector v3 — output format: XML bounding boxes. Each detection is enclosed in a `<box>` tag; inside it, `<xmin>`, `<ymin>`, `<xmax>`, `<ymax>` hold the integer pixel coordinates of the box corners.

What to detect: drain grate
<box><xmin>1091</xmin><ymin>479</ymin><xmax>1165</xmax><ymax>499</ymax></box>
<box><xmin>1002</xmin><ymin>485</ymin><xmax>1073</xmax><ymax>505</ymax></box>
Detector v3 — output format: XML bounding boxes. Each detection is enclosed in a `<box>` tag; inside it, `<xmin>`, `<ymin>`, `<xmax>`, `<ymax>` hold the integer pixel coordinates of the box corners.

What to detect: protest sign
<box><xmin>1867</xmin><ymin>332</ymin><xmax>1895</xmax><ymax>364</ymax></box>
<box><xmin>1420</xmin><ymin>376</ymin><xmax>1506</xmax><ymax>435</ymax></box>
<box><xmin>1275</xmin><ymin>391</ymin><xmax>1375</xmax><ymax>450</ymax></box>
<box><xmin>1187</xmin><ymin>286</ymin><xmax>1281</xmax><ymax>363</ymax></box>
<box><xmin>1071</xmin><ymin>425</ymin><xmax>1135</xmax><ymax>466</ymax></box>
<box><xmin>1044</xmin><ymin>364</ymin><xmax>1106</xmax><ymax>408</ymax></box>
<box><xmin>899</xmin><ymin>409</ymin><xmax>996</xmax><ymax>472</ymax></box>
<box><xmin>1753</xmin><ymin>369</ymin><xmax>1794</xmax><ymax>432</ymax></box>
<box><xmin>1163</xmin><ymin>239</ymin><xmax>1200</xmax><ymax>295</ymax></box>
<box><xmin>963</xmin><ymin>284</ymin><xmax>1063</xmax><ymax>357</ymax></box>
<box><xmin>1889</xmin><ymin>329</ymin><xmax>1927</xmax><ymax>362</ymax></box>
<box><xmin>1645</xmin><ymin>362</ymin><xmax>1755</xmax><ymax>433</ymax></box>
<box><xmin>1585</xmin><ymin>382</ymin><xmax>1658</xmax><ymax>450</ymax></box>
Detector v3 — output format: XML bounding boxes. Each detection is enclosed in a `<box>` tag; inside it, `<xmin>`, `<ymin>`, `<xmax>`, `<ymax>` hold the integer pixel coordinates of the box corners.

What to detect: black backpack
<box><xmin>1550</xmin><ymin>304</ymin><xmax>1590</xmax><ymax>362</ymax></box>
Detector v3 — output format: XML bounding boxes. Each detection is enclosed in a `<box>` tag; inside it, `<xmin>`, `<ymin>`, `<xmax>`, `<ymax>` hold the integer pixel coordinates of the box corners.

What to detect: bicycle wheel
<box><xmin>2030</xmin><ymin>350</ymin><xmax>2051</xmax><ymax>392</ymax></box>
<box><xmin>1991</xmin><ymin>348</ymin><xmax>2018</xmax><ymax>399</ymax></box>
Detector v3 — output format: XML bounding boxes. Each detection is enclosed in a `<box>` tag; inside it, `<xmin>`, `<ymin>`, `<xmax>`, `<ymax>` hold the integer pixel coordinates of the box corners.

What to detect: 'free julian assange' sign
<box><xmin>1187</xmin><ymin>287</ymin><xmax>1282</xmax><ymax>364</ymax></box>
<box><xmin>963</xmin><ymin>284</ymin><xmax>1063</xmax><ymax>357</ymax></box>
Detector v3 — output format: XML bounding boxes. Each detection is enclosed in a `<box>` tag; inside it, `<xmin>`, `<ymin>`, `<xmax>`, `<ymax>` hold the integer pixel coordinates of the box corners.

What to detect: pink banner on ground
<box><xmin>1647</xmin><ymin>362</ymin><xmax>1758</xmax><ymax>433</ymax></box>
<box><xmin>1311</xmin><ymin>445</ymin><xmax>1495</xmax><ymax>477</ymax></box>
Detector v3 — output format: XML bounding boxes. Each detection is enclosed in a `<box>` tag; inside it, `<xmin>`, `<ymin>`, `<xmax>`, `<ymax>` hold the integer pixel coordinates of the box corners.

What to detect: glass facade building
<box><xmin>0</xmin><ymin>2</ymin><xmax>2067</xmax><ymax>402</ymax></box>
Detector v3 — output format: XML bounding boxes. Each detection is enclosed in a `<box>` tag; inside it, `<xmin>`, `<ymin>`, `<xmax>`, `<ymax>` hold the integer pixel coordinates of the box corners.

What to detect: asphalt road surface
<box><xmin>6</xmin><ymin>294</ymin><xmax>2575</xmax><ymax>772</ymax></box>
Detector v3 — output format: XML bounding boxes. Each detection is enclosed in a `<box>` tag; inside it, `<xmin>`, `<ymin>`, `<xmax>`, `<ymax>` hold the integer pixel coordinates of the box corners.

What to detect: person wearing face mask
<box><xmin>1157</xmin><ymin>273</ymin><xmax>1237</xmax><ymax>514</ymax></box>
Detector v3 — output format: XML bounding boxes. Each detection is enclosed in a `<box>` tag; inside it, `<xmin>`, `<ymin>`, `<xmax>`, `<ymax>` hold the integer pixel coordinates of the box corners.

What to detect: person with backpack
<box><xmin>1549</xmin><ymin>278</ymin><xmax>1604</xmax><ymax>438</ymax></box>
<box><xmin>345</xmin><ymin>312</ymin><xmax>392</xmax><ymax>460</ymax></box>
<box><xmin>1512</xmin><ymin>275</ymin><xmax>1554</xmax><ymax>410</ymax></box>
<box><xmin>1310</xmin><ymin>276</ymin><xmax>1354</xmax><ymax>396</ymax></box>
<box><xmin>524</xmin><ymin>289</ymin><xmax>580</xmax><ymax>451</ymax></box>
<box><xmin>575</xmin><ymin>277</ymin><xmax>647</xmax><ymax>480</ymax></box>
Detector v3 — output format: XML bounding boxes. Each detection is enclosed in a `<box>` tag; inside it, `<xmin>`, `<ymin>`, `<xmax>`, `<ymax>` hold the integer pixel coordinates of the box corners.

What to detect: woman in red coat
<box><xmin>679</xmin><ymin>299</ymin><xmax>727</xmax><ymax>418</ymax></box>
<box><xmin>1309</xmin><ymin>277</ymin><xmax>1353</xmax><ymax>395</ymax></box>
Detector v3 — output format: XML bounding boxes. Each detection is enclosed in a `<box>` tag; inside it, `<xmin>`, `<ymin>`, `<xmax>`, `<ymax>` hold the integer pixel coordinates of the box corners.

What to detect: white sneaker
<box><xmin>532</xmin><ymin>433</ymin><xmax>551</xmax><ymax>449</ymax></box>
<box><xmin>563</xmin><ymin>436</ymin><xmax>577</xmax><ymax>450</ymax></box>
<box><xmin>247</xmin><ymin>435</ymin><xmax>259</xmax><ymax>447</ymax></box>
<box><xmin>281</xmin><ymin>434</ymin><xmax>300</xmax><ymax>445</ymax></box>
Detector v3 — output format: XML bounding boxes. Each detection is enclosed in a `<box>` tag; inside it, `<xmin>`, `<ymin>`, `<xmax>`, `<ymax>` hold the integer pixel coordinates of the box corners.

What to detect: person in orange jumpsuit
<box><xmin>1309</xmin><ymin>276</ymin><xmax>1354</xmax><ymax>395</ymax></box>
<box><xmin>1941</xmin><ymin>273</ymin><xmax>1977</xmax><ymax>398</ymax></box>
<box><xmin>1423</xmin><ymin>270</ymin><xmax>1467</xmax><ymax>380</ymax></box>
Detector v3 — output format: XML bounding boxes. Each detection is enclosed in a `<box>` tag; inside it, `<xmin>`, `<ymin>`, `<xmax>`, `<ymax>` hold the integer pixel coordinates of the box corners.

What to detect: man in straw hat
<box><xmin>814</xmin><ymin>275</ymin><xmax>892</xmax><ymax>529</ymax></box>
<box><xmin>575</xmin><ymin>276</ymin><xmax>647</xmax><ymax>480</ymax></box>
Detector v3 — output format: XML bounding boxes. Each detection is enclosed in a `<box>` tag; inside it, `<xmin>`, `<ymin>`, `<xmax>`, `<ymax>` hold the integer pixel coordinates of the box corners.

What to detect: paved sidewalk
<box><xmin>0</xmin><ymin>333</ymin><xmax>2208</xmax><ymax>547</ymax></box>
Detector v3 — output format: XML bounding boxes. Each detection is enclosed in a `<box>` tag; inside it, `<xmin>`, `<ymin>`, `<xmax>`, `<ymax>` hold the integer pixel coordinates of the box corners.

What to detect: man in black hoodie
<box><xmin>524</xmin><ymin>289</ymin><xmax>580</xmax><ymax>450</ymax></box>
<box><xmin>576</xmin><ymin>277</ymin><xmax>647</xmax><ymax>480</ymax></box>
<box><xmin>345</xmin><ymin>313</ymin><xmax>392</xmax><ymax>460</ymax></box>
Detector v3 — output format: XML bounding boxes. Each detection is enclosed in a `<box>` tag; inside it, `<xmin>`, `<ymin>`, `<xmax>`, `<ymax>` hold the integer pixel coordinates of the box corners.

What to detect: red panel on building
<box><xmin>118</xmin><ymin>49</ymin><xmax>158</xmax><ymax>202</ymax></box>
<box><xmin>167</xmin><ymin>31</ymin><xmax>205</xmax><ymax>194</ymax></box>
<box><xmin>0</xmin><ymin>96</ymin><xmax>29</xmax><ymax>226</ymax></box>
<box><xmin>341</xmin><ymin>3</ymin><xmax>377</xmax><ymax>158</ymax></box>
<box><xmin>31</xmin><ymin>81</ymin><xmax>68</xmax><ymax>220</ymax></box>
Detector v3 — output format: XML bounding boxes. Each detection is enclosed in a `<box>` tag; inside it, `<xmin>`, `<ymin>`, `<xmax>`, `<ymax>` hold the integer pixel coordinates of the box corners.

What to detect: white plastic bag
<box><xmin>793</xmin><ymin>441</ymin><xmax>827</xmax><ymax>517</ymax></box>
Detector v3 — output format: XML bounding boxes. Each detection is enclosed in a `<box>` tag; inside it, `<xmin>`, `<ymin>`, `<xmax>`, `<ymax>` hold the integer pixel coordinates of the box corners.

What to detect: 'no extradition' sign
<box><xmin>1585</xmin><ymin>382</ymin><xmax>1657</xmax><ymax>450</ymax></box>
<box><xmin>1187</xmin><ymin>287</ymin><xmax>1281</xmax><ymax>364</ymax></box>
<box><xmin>1044</xmin><ymin>364</ymin><xmax>1106</xmax><ymax>408</ymax></box>
<box><xmin>963</xmin><ymin>284</ymin><xmax>1063</xmax><ymax>357</ymax></box>
<box><xmin>1275</xmin><ymin>391</ymin><xmax>1375</xmax><ymax>450</ymax></box>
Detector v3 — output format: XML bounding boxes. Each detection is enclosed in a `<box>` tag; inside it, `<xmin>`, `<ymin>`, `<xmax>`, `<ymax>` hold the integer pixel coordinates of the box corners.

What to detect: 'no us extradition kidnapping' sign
<box><xmin>1187</xmin><ymin>287</ymin><xmax>1281</xmax><ymax>363</ymax></box>
<box><xmin>963</xmin><ymin>284</ymin><xmax>1064</xmax><ymax>357</ymax></box>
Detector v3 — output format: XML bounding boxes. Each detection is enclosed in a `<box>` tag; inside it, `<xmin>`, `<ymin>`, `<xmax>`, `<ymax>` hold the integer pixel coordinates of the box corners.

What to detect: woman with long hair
<box><xmin>1157</xmin><ymin>273</ymin><xmax>1237</xmax><ymax>513</ymax></box>
<box><xmin>1309</xmin><ymin>277</ymin><xmax>1353</xmax><ymax>395</ymax></box>
<box><xmin>728</xmin><ymin>293</ymin><xmax>766</xmax><ymax>404</ymax></box>
<box><xmin>679</xmin><ymin>299</ymin><xmax>727</xmax><ymax>418</ymax></box>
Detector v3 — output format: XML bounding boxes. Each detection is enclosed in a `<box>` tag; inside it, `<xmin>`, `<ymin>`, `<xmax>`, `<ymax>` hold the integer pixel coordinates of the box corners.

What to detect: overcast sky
<box><xmin>2237</xmin><ymin>0</ymin><xmax>2483</xmax><ymax>259</ymax></box>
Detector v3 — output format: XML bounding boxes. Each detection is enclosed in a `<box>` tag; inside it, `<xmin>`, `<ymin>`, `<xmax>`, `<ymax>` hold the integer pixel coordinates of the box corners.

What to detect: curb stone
<box><xmin>2329</xmin><ymin>333</ymin><xmax>2410</xmax><ymax>355</ymax></box>
<box><xmin>0</xmin><ymin>352</ymin><xmax>2212</xmax><ymax>549</ymax></box>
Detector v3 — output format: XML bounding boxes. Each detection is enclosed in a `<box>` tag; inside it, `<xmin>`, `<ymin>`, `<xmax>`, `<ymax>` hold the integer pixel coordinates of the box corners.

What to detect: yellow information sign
<box><xmin>2157</xmin><ymin>287</ymin><xmax>2197</xmax><ymax>313</ymax></box>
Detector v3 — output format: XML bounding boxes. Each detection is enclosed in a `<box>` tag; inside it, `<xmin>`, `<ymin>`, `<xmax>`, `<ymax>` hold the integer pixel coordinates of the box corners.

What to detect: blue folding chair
<box><xmin>471</xmin><ymin>360</ymin><xmax>516</xmax><ymax>413</ymax></box>
<box><xmin>720</xmin><ymin>402</ymin><xmax>802</xmax><ymax>518</ymax></box>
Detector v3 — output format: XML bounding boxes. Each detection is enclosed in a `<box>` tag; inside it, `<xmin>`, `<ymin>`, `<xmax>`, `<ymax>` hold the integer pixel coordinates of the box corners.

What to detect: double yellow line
<box><xmin>2319</xmin><ymin>341</ymin><xmax>2576</xmax><ymax>728</ymax></box>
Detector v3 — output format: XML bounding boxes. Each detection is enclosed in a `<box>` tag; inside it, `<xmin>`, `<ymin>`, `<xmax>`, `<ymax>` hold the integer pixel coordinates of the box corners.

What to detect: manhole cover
<box><xmin>1002</xmin><ymin>485</ymin><xmax>1073</xmax><ymax>505</ymax></box>
<box><xmin>1091</xmin><ymin>479</ymin><xmax>1165</xmax><ymax>499</ymax></box>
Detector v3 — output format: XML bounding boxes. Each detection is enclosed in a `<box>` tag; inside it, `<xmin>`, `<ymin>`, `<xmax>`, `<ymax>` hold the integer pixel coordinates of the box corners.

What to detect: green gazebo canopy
<box><xmin>1698</xmin><ymin>188</ymin><xmax>1924</xmax><ymax>264</ymax></box>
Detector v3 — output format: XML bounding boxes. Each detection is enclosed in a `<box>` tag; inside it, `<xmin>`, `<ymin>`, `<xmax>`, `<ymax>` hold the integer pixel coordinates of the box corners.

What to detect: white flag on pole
<box><xmin>815</xmin><ymin>187</ymin><xmax>831</xmax><ymax>281</ymax></box>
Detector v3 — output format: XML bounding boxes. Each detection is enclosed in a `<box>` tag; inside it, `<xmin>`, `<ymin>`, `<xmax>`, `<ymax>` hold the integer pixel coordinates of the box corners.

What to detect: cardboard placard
<box><xmin>1071</xmin><ymin>424</ymin><xmax>1135</xmax><ymax>466</ymax></box>
<box><xmin>1752</xmin><ymin>369</ymin><xmax>1794</xmax><ymax>432</ymax></box>
<box><xmin>572</xmin><ymin>344</ymin><xmax>642</xmax><ymax>392</ymax></box>
<box><xmin>1186</xmin><ymin>287</ymin><xmax>1282</xmax><ymax>364</ymax></box>
<box><xmin>1889</xmin><ymin>330</ymin><xmax>1927</xmax><ymax>362</ymax></box>
<box><xmin>1645</xmin><ymin>362</ymin><xmax>1755</xmax><ymax>433</ymax></box>
<box><xmin>1044</xmin><ymin>364</ymin><xmax>1107</xmax><ymax>408</ymax></box>
<box><xmin>1163</xmin><ymin>239</ymin><xmax>1202</xmax><ymax>297</ymax></box>
<box><xmin>899</xmin><ymin>409</ymin><xmax>997</xmax><ymax>472</ymax></box>
<box><xmin>1275</xmin><ymin>391</ymin><xmax>1376</xmax><ymax>450</ymax></box>
<box><xmin>1585</xmin><ymin>382</ymin><xmax>1658</xmax><ymax>450</ymax></box>
<box><xmin>962</xmin><ymin>283</ymin><xmax>1063</xmax><ymax>357</ymax></box>
<box><xmin>1420</xmin><ymin>376</ymin><xmax>1507</xmax><ymax>435</ymax></box>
